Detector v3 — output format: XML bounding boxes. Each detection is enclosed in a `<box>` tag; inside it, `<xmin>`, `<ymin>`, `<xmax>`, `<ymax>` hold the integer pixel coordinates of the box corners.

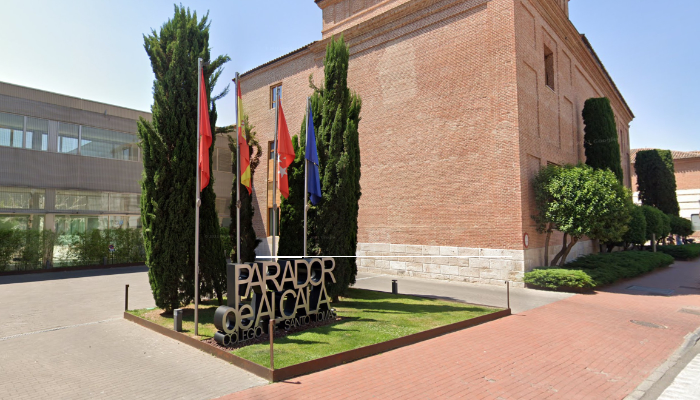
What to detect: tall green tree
<box><xmin>532</xmin><ymin>164</ymin><xmax>561</xmax><ymax>266</ymax></box>
<box><xmin>635</xmin><ymin>149</ymin><xmax>680</xmax><ymax>216</ymax></box>
<box><xmin>278</xmin><ymin>36</ymin><xmax>362</xmax><ymax>300</ymax></box>
<box><xmin>139</xmin><ymin>6</ymin><xmax>229</xmax><ymax>312</ymax></box>
<box><xmin>582</xmin><ymin>97</ymin><xmax>624</xmax><ymax>183</ymax></box>
<box><xmin>228</xmin><ymin>115</ymin><xmax>263</xmax><ymax>263</ymax></box>
<box><xmin>539</xmin><ymin>164</ymin><xmax>629</xmax><ymax>265</ymax></box>
<box><xmin>277</xmin><ymin>133</ymin><xmax>306</xmax><ymax>257</ymax></box>
<box><xmin>622</xmin><ymin>203</ymin><xmax>647</xmax><ymax>250</ymax></box>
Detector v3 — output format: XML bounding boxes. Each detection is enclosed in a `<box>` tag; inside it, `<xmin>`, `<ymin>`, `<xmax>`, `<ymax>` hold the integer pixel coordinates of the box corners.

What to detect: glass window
<box><xmin>109</xmin><ymin>193</ymin><xmax>140</xmax><ymax>213</ymax></box>
<box><xmin>0</xmin><ymin>215</ymin><xmax>44</xmax><ymax>230</ymax></box>
<box><xmin>80</xmin><ymin>126</ymin><xmax>138</xmax><ymax>161</ymax></box>
<box><xmin>110</xmin><ymin>215</ymin><xmax>141</xmax><ymax>229</ymax></box>
<box><xmin>25</xmin><ymin>118</ymin><xmax>48</xmax><ymax>151</ymax></box>
<box><xmin>0</xmin><ymin>187</ymin><xmax>45</xmax><ymax>209</ymax></box>
<box><xmin>0</xmin><ymin>112</ymin><xmax>24</xmax><ymax>149</ymax></box>
<box><xmin>55</xmin><ymin>190</ymin><xmax>109</xmax><ymax>211</ymax></box>
<box><xmin>270</xmin><ymin>84</ymin><xmax>282</xmax><ymax>109</ymax></box>
<box><xmin>58</xmin><ymin>123</ymin><xmax>79</xmax><ymax>154</ymax></box>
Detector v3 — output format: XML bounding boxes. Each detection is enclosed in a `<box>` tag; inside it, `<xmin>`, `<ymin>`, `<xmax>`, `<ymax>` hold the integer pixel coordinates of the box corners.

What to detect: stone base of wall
<box><xmin>356</xmin><ymin>243</ymin><xmax>526</xmax><ymax>288</ymax></box>
<box><xmin>523</xmin><ymin>240</ymin><xmax>595</xmax><ymax>270</ymax></box>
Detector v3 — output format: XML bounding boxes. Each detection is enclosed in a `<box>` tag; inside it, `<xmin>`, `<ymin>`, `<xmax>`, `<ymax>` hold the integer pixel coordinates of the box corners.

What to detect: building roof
<box><xmin>580</xmin><ymin>35</ymin><xmax>634</xmax><ymax>119</ymax></box>
<box><xmin>241</xmin><ymin>42</ymin><xmax>316</xmax><ymax>78</ymax></box>
<box><xmin>631</xmin><ymin>148</ymin><xmax>700</xmax><ymax>163</ymax></box>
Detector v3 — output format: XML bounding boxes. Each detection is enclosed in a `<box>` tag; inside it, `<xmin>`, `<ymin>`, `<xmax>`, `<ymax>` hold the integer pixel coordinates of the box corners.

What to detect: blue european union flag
<box><xmin>305</xmin><ymin>105</ymin><xmax>322</xmax><ymax>205</ymax></box>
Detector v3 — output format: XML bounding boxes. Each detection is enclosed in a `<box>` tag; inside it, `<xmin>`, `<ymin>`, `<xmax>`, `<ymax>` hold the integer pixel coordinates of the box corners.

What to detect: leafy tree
<box><xmin>278</xmin><ymin>36</ymin><xmax>362</xmax><ymax>300</ymax></box>
<box><xmin>670</xmin><ymin>215</ymin><xmax>694</xmax><ymax>238</ymax></box>
<box><xmin>635</xmin><ymin>149</ymin><xmax>680</xmax><ymax>216</ymax></box>
<box><xmin>139</xmin><ymin>6</ymin><xmax>229</xmax><ymax>311</ymax></box>
<box><xmin>641</xmin><ymin>205</ymin><xmax>664</xmax><ymax>244</ymax></box>
<box><xmin>532</xmin><ymin>164</ymin><xmax>562</xmax><ymax>266</ymax></box>
<box><xmin>539</xmin><ymin>164</ymin><xmax>629</xmax><ymax>265</ymax></box>
<box><xmin>659</xmin><ymin>213</ymin><xmax>671</xmax><ymax>245</ymax></box>
<box><xmin>622</xmin><ymin>203</ymin><xmax>647</xmax><ymax>250</ymax></box>
<box><xmin>582</xmin><ymin>98</ymin><xmax>623</xmax><ymax>183</ymax></box>
<box><xmin>227</xmin><ymin>114</ymin><xmax>263</xmax><ymax>263</ymax></box>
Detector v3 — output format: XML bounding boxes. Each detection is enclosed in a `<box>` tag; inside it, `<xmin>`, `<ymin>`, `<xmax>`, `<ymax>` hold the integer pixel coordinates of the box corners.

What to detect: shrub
<box><xmin>68</xmin><ymin>228</ymin><xmax>145</xmax><ymax>265</ymax></box>
<box><xmin>0</xmin><ymin>229</ymin><xmax>22</xmax><ymax>271</ymax></box>
<box><xmin>623</xmin><ymin>204</ymin><xmax>646</xmax><ymax>248</ymax></box>
<box><xmin>657</xmin><ymin>244</ymin><xmax>700</xmax><ymax>260</ymax></box>
<box><xmin>641</xmin><ymin>205</ymin><xmax>665</xmax><ymax>242</ymax></box>
<box><xmin>525</xmin><ymin>251</ymin><xmax>675</xmax><ymax>291</ymax></box>
<box><xmin>524</xmin><ymin>269</ymin><xmax>595</xmax><ymax>290</ymax></box>
<box><xmin>670</xmin><ymin>215</ymin><xmax>694</xmax><ymax>238</ymax></box>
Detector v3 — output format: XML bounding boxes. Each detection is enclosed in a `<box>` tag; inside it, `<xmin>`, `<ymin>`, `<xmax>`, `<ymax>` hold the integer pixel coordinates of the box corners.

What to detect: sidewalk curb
<box><xmin>625</xmin><ymin>326</ymin><xmax>700</xmax><ymax>400</ymax></box>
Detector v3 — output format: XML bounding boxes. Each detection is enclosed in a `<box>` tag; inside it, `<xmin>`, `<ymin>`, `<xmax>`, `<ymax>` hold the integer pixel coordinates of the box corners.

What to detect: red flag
<box><xmin>237</xmin><ymin>81</ymin><xmax>252</xmax><ymax>194</ymax></box>
<box><xmin>199</xmin><ymin>72</ymin><xmax>212</xmax><ymax>191</ymax></box>
<box><xmin>276</xmin><ymin>98</ymin><xmax>295</xmax><ymax>198</ymax></box>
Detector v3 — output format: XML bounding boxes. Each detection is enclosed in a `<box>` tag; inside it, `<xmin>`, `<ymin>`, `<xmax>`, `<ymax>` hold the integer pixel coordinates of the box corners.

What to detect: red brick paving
<box><xmin>221</xmin><ymin>261</ymin><xmax>700</xmax><ymax>399</ymax></box>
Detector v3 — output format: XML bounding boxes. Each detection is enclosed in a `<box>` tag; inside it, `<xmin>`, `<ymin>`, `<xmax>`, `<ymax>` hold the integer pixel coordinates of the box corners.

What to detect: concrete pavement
<box><xmin>0</xmin><ymin>266</ymin><xmax>267</xmax><ymax>400</ymax></box>
<box><xmin>354</xmin><ymin>271</ymin><xmax>573</xmax><ymax>313</ymax></box>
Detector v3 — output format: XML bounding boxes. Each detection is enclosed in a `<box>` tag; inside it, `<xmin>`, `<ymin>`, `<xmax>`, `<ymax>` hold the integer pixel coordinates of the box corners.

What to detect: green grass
<box><xmin>129</xmin><ymin>288</ymin><xmax>500</xmax><ymax>369</ymax></box>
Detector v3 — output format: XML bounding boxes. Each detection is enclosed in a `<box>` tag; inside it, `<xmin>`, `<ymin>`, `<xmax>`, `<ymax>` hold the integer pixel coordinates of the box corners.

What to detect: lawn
<box><xmin>128</xmin><ymin>288</ymin><xmax>500</xmax><ymax>369</ymax></box>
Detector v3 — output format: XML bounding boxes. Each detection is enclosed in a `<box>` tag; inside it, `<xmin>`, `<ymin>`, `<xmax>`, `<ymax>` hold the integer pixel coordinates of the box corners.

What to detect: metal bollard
<box><xmin>392</xmin><ymin>279</ymin><xmax>398</xmax><ymax>294</ymax></box>
<box><xmin>173</xmin><ymin>309</ymin><xmax>183</xmax><ymax>332</ymax></box>
<box><xmin>505</xmin><ymin>280</ymin><xmax>510</xmax><ymax>310</ymax></box>
<box><xmin>125</xmin><ymin>284</ymin><xmax>129</xmax><ymax>311</ymax></box>
<box><xmin>269</xmin><ymin>319</ymin><xmax>275</xmax><ymax>370</ymax></box>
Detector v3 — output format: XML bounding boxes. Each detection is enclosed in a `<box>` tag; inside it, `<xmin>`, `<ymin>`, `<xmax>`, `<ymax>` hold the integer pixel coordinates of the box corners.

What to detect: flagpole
<box><xmin>303</xmin><ymin>97</ymin><xmax>309</xmax><ymax>258</ymax></box>
<box><xmin>271</xmin><ymin>96</ymin><xmax>279</xmax><ymax>262</ymax></box>
<box><xmin>235</xmin><ymin>72</ymin><xmax>241</xmax><ymax>265</ymax></box>
<box><xmin>194</xmin><ymin>58</ymin><xmax>202</xmax><ymax>336</ymax></box>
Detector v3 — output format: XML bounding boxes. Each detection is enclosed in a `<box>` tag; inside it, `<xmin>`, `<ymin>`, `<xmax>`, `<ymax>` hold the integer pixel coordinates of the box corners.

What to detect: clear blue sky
<box><xmin>0</xmin><ymin>1</ymin><xmax>697</xmax><ymax>151</ymax></box>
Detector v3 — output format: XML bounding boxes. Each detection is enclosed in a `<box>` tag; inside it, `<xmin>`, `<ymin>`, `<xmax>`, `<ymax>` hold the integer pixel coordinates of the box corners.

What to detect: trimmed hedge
<box><xmin>525</xmin><ymin>251</ymin><xmax>675</xmax><ymax>291</ymax></box>
<box><xmin>657</xmin><ymin>244</ymin><xmax>700</xmax><ymax>261</ymax></box>
<box><xmin>524</xmin><ymin>269</ymin><xmax>595</xmax><ymax>290</ymax></box>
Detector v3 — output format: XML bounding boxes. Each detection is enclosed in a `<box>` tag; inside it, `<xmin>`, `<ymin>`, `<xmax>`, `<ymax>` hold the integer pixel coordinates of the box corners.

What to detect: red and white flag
<box><xmin>276</xmin><ymin>98</ymin><xmax>295</xmax><ymax>198</ymax></box>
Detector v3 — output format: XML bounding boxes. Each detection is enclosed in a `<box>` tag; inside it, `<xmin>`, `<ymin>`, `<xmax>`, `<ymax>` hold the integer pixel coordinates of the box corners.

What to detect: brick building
<box><xmin>631</xmin><ymin>149</ymin><xmax>700</xmax><ymax>235</ymax></box>
<box><xmin>240</xmin><ymin>0</ymin><xmax>634</xmax><ymax>285</ymax></box>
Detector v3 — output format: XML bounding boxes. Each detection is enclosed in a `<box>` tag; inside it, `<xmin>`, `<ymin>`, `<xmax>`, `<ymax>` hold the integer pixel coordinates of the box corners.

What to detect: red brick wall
<box><xmin>515</xmin><ymin>0</ymin><xmax>633</xmax><ymax>253</ymax></box>
<box><xmin>631</xmin><ymin>157</ymin><xmax>700</xmax><ymax>192</ymax></box>
<box><xmin>240</xmin><ymin>0</ymin><xmax>632</xmax><ymax>259</ymax></box>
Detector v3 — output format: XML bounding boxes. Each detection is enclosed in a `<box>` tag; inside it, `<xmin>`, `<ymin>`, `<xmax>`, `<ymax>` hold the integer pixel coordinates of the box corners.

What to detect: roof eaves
<box><xmin>240</xmin><ymin>42</ymin><xmax>317</xmax><ymax>78</ymax></box>
<box><xmin>580</xmin><ymin>34</ymin><xmax>634</xmax><ymax>119</ymax></box>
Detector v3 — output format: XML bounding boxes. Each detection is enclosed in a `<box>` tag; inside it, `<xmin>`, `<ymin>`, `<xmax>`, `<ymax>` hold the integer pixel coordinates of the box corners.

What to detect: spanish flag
<box><xmin>237</xmin><ymin>81</ymin><xmax>251</xmax><ymax>194</ymax></box>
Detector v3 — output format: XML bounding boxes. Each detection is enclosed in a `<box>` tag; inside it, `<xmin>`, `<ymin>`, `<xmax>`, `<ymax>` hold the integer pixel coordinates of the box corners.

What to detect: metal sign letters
<box><xmin>213</xmin><ymin>258</ymin><xmax>337</xmax><ymax>347</ymax></box>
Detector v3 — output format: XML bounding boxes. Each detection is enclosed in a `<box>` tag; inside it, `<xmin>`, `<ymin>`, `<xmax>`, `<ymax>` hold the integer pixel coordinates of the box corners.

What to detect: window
<box><xmin>544</xmin><ymin>45</ymin><xmax>555</xmax><ymax>90</ymax></box>
<box><xmin>0</xmin><ymin>187</ymin><xmax>45</xmax><ymax>210</ymax></box>
<box><xmin>270</xmin><ymin>84</ymin><xmax>282</xmax><ymax>109</ymax></box>
<box><xmin>58</xmin><ymin>123</ymin><xmax>80</xmax><ymax>154</ymax></box>
<box><xmin>0</xmin><ymin>112</ymin><xmax>24</xmax><ymax>149</ymax></box>
<box><xmin>55</xmin><ymin>191</ymin><xmax>140</xmax><ymax>212</ymax></box>
<box><xmin>80</xmin><ymin>126</ymin><xmax>139</xmax><ymax>161</ymax></box>
<box><xmin>25</xmin><ymin>118</ymin><xmax>48</xmax><ymax>151</ymax></box>
<box><xmin>215</xmin><ymin>198</ymin><xmax>231</xmax><ymax>215</ymax></box>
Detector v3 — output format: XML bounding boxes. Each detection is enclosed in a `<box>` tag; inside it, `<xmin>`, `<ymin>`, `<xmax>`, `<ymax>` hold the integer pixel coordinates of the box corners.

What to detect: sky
<box><xmin>0</xmin><ymin>0</ymin><xmax>697</xmax><ymax>151</ymax></box>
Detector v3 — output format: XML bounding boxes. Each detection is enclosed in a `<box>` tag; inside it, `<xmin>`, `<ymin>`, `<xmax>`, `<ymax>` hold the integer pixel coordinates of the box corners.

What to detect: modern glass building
<box><xmin>0</xmin><ymin>81</ymin><xmax>234</xmax><ymax>235</ymax></box>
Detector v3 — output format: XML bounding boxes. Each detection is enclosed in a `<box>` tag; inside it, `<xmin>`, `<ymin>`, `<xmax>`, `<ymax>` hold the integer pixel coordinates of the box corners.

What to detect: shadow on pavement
<box><xmin>0</xmin><ymin>265</ymin><xmax>148</xmax><ymax>286</ymax></box>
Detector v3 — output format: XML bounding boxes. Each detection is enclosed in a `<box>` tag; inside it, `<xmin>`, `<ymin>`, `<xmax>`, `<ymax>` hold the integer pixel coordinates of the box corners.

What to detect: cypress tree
<box><xmin>139</xmin><ymin>6</ymin><xmax>230</xmax><ymax>311</ymax></box>
<box><xmin>277</xmin><ymin>133</ymin><xmax>306</xmax><ymax>257</ymax></box>
<box><xmin>228</xmin><ymin>114</ymin><xmax>263</xmax><ymax>262</ymax></box>
<box><xmin>277</xmin><ymin>36</ymin><xmax>362</xmax><ymax>300</ymax></box>
<box><xmin>582</xmin><ymin>97</ymin><xmax>624</xmax><ymax>183</ymax></box>
<box><xmin>635</xmin><ymin>149</ymin><xmax>680</xmax><ymax>216</ymax></box>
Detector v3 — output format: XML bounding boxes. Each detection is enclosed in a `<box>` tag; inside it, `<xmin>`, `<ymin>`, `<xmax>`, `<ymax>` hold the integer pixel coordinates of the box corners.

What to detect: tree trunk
<box><xmin>544</xmin><ymin>223</ymin><xmax>552</xmax><ymax>266</ymax></box>
<box><xmin>558</xmin><ymin>237</ymin><xmax>579</xmax><ymax>266</ymax></box>
<box><xmin>551</xmin><ymin>232</ymin><xmax>568</xmax><ymax>266</ymax></box>
<box><xmin>606</xmin><ymin>243</ymin><xmax>615</xmax><ymax>253</ymax></box>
